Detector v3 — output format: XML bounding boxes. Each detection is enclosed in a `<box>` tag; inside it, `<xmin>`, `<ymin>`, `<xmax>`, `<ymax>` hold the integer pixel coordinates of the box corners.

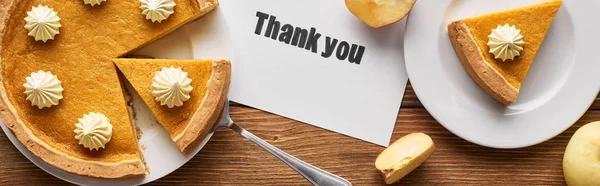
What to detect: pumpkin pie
<box><xmin>114</xmin><ymin>59</ymin><xmax>230</xmax><ymax>154</ymax></box>
<box><xmin>447</xmin><ymin>0</ymin><xmax>562</xmax><ymax>105</ymax></box>
<box><xmin>0</xmin><ymin>0</ymin><xmax>218</xmax><ymax>178</ymax></box>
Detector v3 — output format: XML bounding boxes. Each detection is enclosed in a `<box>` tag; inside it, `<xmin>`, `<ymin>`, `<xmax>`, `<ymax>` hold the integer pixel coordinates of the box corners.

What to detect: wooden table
<box><xmin>1</xmin><ymin>84</ymin><xmax>598</xmax><ymax>185</ymax></box>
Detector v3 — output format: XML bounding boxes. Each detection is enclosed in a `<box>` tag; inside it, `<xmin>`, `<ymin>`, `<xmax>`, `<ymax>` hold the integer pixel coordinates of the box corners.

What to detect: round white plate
<box><xmin>0</xmin><ymin>8</ymin><xmax>232</xmax><ymax>185</ymax></box>
<box><xmin>405</xmin><ymin>0</ymin><xmax>600</xmax><ymax>148</ymax></box>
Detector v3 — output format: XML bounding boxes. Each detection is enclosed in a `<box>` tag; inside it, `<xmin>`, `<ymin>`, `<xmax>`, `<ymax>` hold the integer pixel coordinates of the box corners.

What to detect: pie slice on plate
<box><xmin>447</xmin><ymin>0</ymin><xmax>562</xmax><ymax>105</ymax></box>
<box><xmin>114</xmin><ymin>59</ymin><xmax>230</xmax><ymax>154</ymax></box>
<box><xmin>0</xmin><ymin>0</ymin><xmax>218</xmax><ymax>178</ymax></box>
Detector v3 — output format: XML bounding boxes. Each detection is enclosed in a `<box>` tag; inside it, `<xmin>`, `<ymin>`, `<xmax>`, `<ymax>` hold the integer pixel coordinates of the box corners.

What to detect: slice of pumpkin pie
<box><xmin>0</xmin><ymin>0</ymin><xmax>218</xmax><ymax>178</ymax></box>
<box><xmin>448</xmin><ymin>0</ymin><xmax>562</xmax><ymax>105</ymax></box>
<box><xmin>114</xmin><ymin>59</ymin><xmax>230</xmax><ymax>154</ymax></box>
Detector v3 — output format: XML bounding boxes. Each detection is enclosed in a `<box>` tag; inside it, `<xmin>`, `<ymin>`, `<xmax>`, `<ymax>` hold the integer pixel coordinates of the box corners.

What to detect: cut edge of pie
<box><xmin>448</xmin><ymin>20</ymin><xmax>518</xmax><ymax>105</ymax></box>
<box><xmin>115</xmin><ymin>59</ymin><xmax>231</xmax><ymax>154</ymax></box>
<box><xmin>0</xmin><ymin>0</ymin><xmax>221</xmax><ymax>178</ymax></box>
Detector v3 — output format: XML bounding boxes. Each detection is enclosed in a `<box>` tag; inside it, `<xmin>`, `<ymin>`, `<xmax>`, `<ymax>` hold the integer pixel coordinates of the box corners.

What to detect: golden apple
<box><xmin>345</xmin><ymin>0</ymin><xmax>417</xmax><ymax>28</ymax></box>
<box><xmin>563</xmin><ymin>121</ymin><xmax>600</xmax><ymax>186</ymax></box>
<box><xmin>375</xmin><ymin>133</ymin><xmax>434</xmax><ymax>184</ymax></box>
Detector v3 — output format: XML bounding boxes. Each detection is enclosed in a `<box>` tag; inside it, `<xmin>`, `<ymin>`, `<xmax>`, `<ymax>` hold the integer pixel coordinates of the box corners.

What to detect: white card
<box><xmin>220</xmin><ymin>0</ymin><xmax>408</xmax><ymax>146</ymax></box>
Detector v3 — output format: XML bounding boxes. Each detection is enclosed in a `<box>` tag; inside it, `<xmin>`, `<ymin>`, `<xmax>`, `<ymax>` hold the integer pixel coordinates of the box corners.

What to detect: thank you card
<box><xmin>221</xmin><ymin>0</ymin><xmax>408</xmax><ymax>146</ymax></box>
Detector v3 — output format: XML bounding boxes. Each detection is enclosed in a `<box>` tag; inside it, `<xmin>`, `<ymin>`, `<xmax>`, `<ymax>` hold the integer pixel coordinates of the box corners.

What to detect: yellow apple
<box><xmin>563</xmin><ymin>121</ymin><xmax>600</xmax><ymax>186</ymax></box>
<box><xmin>375</xmin><ymin>133</ymin><xmax>434</xmax><ymax>184</ymax></box>
<box><xmin>345</xmin><ymin>0</ymin><xmax>417</xmax><ymax>28</ymax></box>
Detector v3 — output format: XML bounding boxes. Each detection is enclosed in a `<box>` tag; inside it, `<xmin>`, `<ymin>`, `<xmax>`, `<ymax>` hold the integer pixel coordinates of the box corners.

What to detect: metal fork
<box><xmin>211</xmin><ymin>99</ymin><xmax>352</xmax><ymax>186</ymax></box>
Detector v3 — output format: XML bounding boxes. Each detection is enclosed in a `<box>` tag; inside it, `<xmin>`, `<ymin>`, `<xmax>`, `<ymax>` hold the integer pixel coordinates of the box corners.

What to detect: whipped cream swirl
<box><xmin>74</xmin><ymin>112</ymin><xmax>113</xmax><ymax>151</ymax></box>
<box><xmin>83</xmin><ymin>0</ymin><xmax>107</xmax><ymax>6</ymax></box>
<box><xmin>23</xmin><ymin>70</ymin><xmax>64</xmax><ymax>109</ymax></box>
<box><xmin>24</xmin><ymin>5</ymin><xmax>62</xmax><ymax>42</ymax></box>
<box><xmin>487</xmin><ymin>24</ymin><xmax>525</xmax><ymax>61</ymax></box>
<box><xmin>151</xmin><ymin>66</ymin><xmax>193</xmax><ymax>108</ymax></box>
<box><xmin>139</xmin><ymin>0</ymin><xmax>176</xmax><ymax>23</ymax></box>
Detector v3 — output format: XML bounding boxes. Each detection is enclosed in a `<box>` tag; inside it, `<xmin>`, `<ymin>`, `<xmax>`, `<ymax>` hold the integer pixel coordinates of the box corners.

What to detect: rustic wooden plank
<box><xmin>1</xmin><ymin>106</ymin><xmax>598</xmax><ymax>185</ymax></box>
<box><xmin>0</xmin><ymin>135</ymin><xmax>70</xmax><ymax>185</ymax></box>
<box><xmin>401</xmin><ymin>83</ymin><xmax>422</xmax><ymax>108</ymax></box>
<box><xmin>592</xmin><ymin>96</ymin><xmax>600</xmax><ymax>110</ymax></box>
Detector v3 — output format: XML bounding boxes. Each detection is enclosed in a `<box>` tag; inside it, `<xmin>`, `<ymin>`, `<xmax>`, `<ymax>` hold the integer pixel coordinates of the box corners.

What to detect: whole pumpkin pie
<box><xmin>0</xmin><ymin>0</ymin><xmax>218</xmax><ymax>178</ymax></box>
<box><xmin>114</xmin><ymin>59</ymin><xmax>230</xmax><ymax>154</ymax></box>
<box><xmin>447</xmin><ymin>0</ymin><xmax>562</xmax><ymax>105</ymax></box>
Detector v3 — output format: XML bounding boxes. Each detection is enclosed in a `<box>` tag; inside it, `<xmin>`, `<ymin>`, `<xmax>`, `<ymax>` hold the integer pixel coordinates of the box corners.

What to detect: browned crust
<box><xmin>0</xmin><ymin>0</ymin><xmax>222</xmax><ymax>178</ymax></box>
<box><xmin>447</xmin><ymin>20</ymin><xmax>518</xmax><ymax>106</ymax></box>
<box><xmin>0</xmin><ymin>0</ymin><xmax>221</xmax><ymax>179</ymax></box>
<box><xmin>0</xmin><ymin>0</ymin><xmax>145</xmax><ymax>179</ymax></box>
<box><xmin>173</xmin><ymin>60</ymin><xmax>230</xmax><ymax>154</ymax></box>
<box><xmin>197</xmin><ymin>0</ymin><xmax>219</xmax><ymax>11</ymax></box>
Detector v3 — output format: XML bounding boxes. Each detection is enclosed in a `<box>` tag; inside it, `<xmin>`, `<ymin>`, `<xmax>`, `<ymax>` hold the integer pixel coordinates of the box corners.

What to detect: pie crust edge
<box><xmin>173</xmin><ymin>60</ymin><xmax>231</xmax><ymax>154</ymax></box>
<box><xmin>448</xmin><ymin>20</ymin><xmax>519</xmax><ymax>106</ymax></box>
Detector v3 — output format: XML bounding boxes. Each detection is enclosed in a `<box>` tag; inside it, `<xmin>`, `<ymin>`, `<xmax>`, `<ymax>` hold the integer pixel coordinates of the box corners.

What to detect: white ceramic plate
<box><xmin>405</xmin><ymin>0</ymin><xmax>600</xmax><ymax>148</ymax></box>
<box><xmin>0</xmin><ymin>8</ymin><xmax>232</xmax><ymax>185</ymax></box>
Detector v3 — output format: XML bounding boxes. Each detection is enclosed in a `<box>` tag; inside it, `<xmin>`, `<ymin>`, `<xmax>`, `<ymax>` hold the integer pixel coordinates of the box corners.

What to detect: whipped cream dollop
<box><xmin>24</xmin><ymin>5</ymin><xmax>62</xmax><ymax>42</ymax></box>
<box><xmin>487</xmin><ymin>24</ymin><xmax>525</xmax><ymax>61</ymax></box>
<box><xmin>151</xmin><ymin>66</ymin><xmax>193</xmax><ymax>108</ymax></box>
<box><xmin>23</xmin><ymin>70</ymin><xmax>64</xmax><ymax>109</ymax></box>
<box><xmin>83</xmin><ymin>0</ymin><xmax>107</xmax><ymax>6</ymax></box>
<box><xmin>74</xmin><ymin>112</ymin><xmax>113</xmax><ymax>151</ymax></box>
<box><xmin>139</xmin><ymin>0</ymin><xmax>176</xmax><ymax>23</ymax></box>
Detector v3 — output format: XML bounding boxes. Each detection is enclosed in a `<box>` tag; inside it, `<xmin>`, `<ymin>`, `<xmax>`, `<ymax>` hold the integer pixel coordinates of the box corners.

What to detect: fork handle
<box><xmin>230</xmin><ymin>123</ymin><xmax>352</xmax><ymax>186</ymax></box>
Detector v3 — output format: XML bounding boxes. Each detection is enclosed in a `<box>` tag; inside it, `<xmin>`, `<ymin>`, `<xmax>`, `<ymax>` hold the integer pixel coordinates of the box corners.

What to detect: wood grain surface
<box><xmin>0</xmin><ymin>84</ymin><xmax>599</xmax><ymax>185</ymax></box>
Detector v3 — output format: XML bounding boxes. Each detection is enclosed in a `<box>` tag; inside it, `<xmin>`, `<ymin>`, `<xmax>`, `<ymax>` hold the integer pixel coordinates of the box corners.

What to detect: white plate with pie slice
<box><xmin>404</xmin><ymin>0</ymin><xmax>600</xmax><ymax>148</ymax></box>
<box><xmin>0</xmin><ymin>8</ymin><xmax>232</xmax><ymax>185</ymax></box>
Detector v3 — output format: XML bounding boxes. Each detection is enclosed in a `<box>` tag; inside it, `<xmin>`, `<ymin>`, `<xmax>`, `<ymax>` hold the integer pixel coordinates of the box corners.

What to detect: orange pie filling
<box><xmin>114</xmin><ymin>59</ymin><xmax>213</xmax><ymax>139</ymax></box>
<box><xmin>461</xmin><ymin>0</ymin><xmax>562</xmax><ymax>89</ymax></box>
<box><xmin>1</xmin><ymin>0</ymin><xmax>211</xmax><ymax>166</ymax></box>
